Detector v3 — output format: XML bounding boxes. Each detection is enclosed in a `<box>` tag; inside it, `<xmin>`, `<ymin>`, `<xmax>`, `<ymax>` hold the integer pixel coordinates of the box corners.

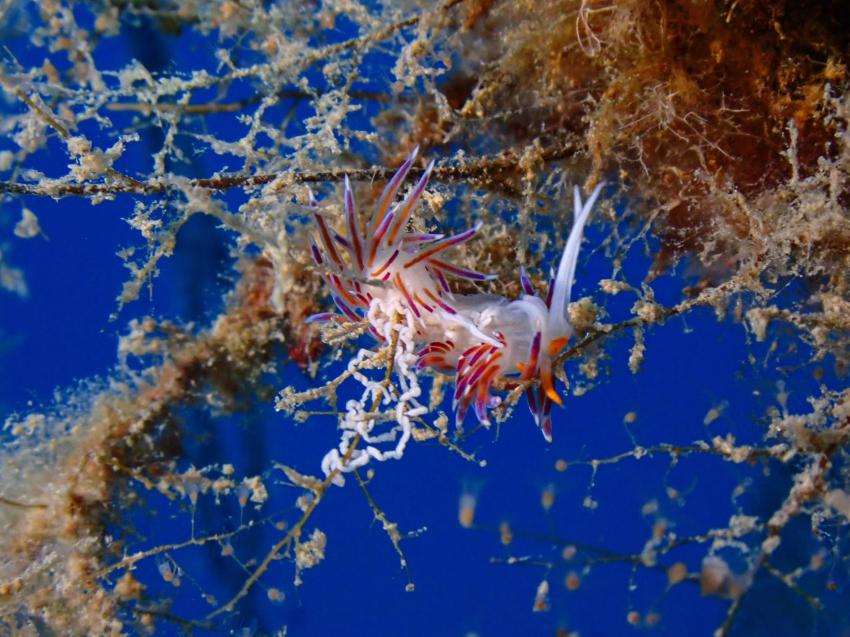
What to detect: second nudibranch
<box><xmin>308</xmin><ymin>148</ymin><xmax>604</xmax><ymax>441</ymax></box>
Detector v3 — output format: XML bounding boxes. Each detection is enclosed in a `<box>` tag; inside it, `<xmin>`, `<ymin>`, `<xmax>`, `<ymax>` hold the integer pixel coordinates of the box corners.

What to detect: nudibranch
<box><xmin>308</xmin><ymin>148</ymin><xmax>603</xmax><ymax>441</ymax></box>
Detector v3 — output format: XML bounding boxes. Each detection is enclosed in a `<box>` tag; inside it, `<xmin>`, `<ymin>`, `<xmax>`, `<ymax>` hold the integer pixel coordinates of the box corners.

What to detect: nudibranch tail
<box><xmin>514</xmin><ymin>181</ymin><xmax>603</xmax><ymax>439</ymax></box>
<box><xmin>308</xmin><ymin>152</ymin><xmax>605</xmax><ymax>444</ymax></box>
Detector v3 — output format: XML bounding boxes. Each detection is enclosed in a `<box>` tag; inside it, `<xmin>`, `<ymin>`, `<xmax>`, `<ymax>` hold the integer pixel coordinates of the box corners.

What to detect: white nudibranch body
<box><xmin>309</xmin><ymin>147</ymin><xmax>604</xmax><ymax>444</ymax></box>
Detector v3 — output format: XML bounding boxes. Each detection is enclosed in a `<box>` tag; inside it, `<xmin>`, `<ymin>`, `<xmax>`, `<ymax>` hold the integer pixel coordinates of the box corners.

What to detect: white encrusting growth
<box><xmin>320</xmin><ymin>298</ymin><xmax>426</xmax><ymax>486</ymax></box>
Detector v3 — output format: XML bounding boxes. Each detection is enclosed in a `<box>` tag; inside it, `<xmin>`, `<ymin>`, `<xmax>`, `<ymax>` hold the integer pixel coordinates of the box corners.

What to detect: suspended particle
<box><xmin>296</xmin><ymin>493</ymin><xmax>314</xmax><ymax>512</ymax></box>
<box><xmin>776</xmin><ymin>380</ymin><xmax>788</xmax><ymax>412</ymax></box>
<box><xmin>641</xmin><ymin>499</ymin><xmax>659</xmax><ymax>516</ymax></box>
<box><xmin>14</xmin><ymin>208</ymin><xmax>42</xmax><ymax>239</ymax></box>
<box><xmin>140</xmin><ymin>613</ymin><xmax>155</xmax><ymax>633</ymax></box>
<box><xmin>458</xmin><ymin>492</ymin><xmax>477</xmax><ymax>529</ymax></box>
<box><xmin>532</xmin><ymin>579</ymin><xmax>550</xmax><ymax>612</ymax></box>
<box><xmin>809</xmin><ymin>549</ymin><xmax>826</xmax><ymax>571</ymax></box>
<box><xmin>541</xmin><ymin>483</ymin><xmax>556</xmax><ymax>511</ymax></box>
<box><xmin>114</xmin><ymin>571</ymin><xmax>144</xmax><ymax>601</ymax></box>
<box><xmin>699</xmin><ymin>556</ymin><xmax>733</xmax><ymax>597</ymax></box>
<box><xmin>562</xmin><ymin>544</ymin><xmax>577</xmax><ymax>561</ymax></box>
<box><xmin>499</xmin><ymin>521</ymin><xmax>514</xmax><ymax>546</ymax></box>
<box><xmin>667</xmin><ymin>562</ymin><xmax>688</xmax><ymax>586</ymax></box>
<box><xmin>233</xmin><ymin>620</ymin><xmax>258</xmax><ymax>637</ymax></box>
<box><xmin>156</xmin><ymin>557</ymin><xmax>179</xmax><ymax>586</ymax></box>
<box><xmin>645</xmin><ymin>612</ymin><xmax>661</xmax><ymax>627</ymax></box>
<box><xmin>237</xmin><ymin>483</ymin><xmax>251</xmax><ymax>508</ymax></box>
<box><xmin>703</xmin><ymin>400</ymin><xmax>728</xmax><ymax>425</ymax></box>
<box><xmin>184</xmin><ymin>480</ymin><xmax>201</xmax><ymax>506</ymax></box>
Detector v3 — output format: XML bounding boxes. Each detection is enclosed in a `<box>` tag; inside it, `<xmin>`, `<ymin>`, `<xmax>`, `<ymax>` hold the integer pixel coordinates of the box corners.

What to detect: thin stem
<box><xmin>0</xmin><ymin>145</ymin><xmax>576</xmax><ymax>198</ymax></box>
